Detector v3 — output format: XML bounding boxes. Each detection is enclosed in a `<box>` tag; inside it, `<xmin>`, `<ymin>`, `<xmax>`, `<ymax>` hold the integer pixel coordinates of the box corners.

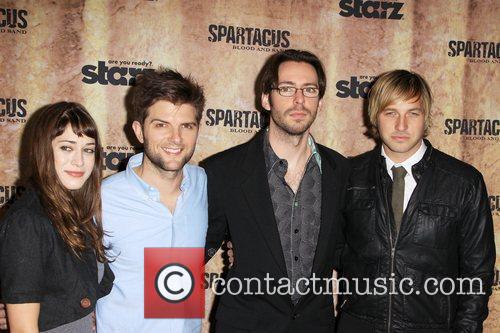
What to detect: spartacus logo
<box><xmin>336</xmin><ymin>76</ymin><xmax>375</xmax><ymax>99</ymax></box>
<box><xmin>0</xmin><ymin>185</ymin><xmax>25</xmax><ymax>207</ymax></box>
<box><xmin>490</xmin><ymin>195</ymin><xmax>500</xmax><ymax>215</ymax></box>
<box><xmin>208</xmin><ymin>24</ymin><xmax>291</xmax><ymax>52</ymax></box>
<box><xmin>0</xmin><ymin>97</ymin><xmax>27</xmax><ymax>124</ymax></box>
<box><xmin>448</xmin><ymin>41</ymin><xmax>500</xmax><ymax>64</ymax></box>
<box><xmin>338</xmin><ymin>0</ymin><xmax>404</xmax><ymax>20</ymax></box>
<box><xmin>0</xmin><ymin>8</ymin><xmax>28</xmax><ymax>34</ymax></box>
<box><xmin>81</xmin><ymin>60</ymin><xmax>155</xmax><ymax>86</ymax></box>
<box><xmin>443</xmin><ymin>118</ymin><xmax>499</xmax><ymax>142</ymax></box>
<box><xmin>205</xmin><ymin>108</ymin><xmax>266</xmax><ymax>134</ymax></box>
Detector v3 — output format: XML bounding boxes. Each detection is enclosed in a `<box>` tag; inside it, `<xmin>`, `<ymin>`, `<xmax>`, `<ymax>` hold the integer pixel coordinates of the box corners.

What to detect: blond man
<box><xmin>337</xmin><ymin>70</ymin><xmax>495</xmax><ymax>332</ymax></box>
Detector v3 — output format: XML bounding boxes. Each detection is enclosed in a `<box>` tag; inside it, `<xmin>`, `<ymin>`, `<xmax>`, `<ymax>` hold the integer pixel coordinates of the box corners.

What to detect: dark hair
<box><xmin>29</xmin><ymin>102</ymin><xmax>106</xmax><ymax>262</ymax></box>
<box><xmin>259</xmin><ymin>49</ymin><xmax>327</xmax><ymax>99</ymax></box>
<box><xmin>131</xmin><ymin>67</ymin><xmax>205</xmax><ymax>124</ymax></box>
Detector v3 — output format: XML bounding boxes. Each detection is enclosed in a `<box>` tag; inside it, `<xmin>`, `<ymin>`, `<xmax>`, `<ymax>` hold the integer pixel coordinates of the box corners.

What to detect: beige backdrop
<box><xmin>0</xmin><ymin>0</ymin><xmax>498</xmax><ymax>331</ymax></box>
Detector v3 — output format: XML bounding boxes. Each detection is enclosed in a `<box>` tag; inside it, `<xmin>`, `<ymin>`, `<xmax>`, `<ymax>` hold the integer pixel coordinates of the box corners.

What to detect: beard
<box><xmin>270</xmin><ymin>106</ymin><xmax>317</xmax><ymax>136</ymax></box>
<box><xmin>142</xmin><ymin>137</ymin><xmax>193</xmax><ymax>173</ymax></box>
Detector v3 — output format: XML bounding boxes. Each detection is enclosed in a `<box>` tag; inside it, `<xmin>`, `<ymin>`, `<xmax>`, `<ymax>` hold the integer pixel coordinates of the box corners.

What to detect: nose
<box><xmin>71</xmin><ymin>150</ymin><xmax>84</xmax><ymax>167</ymax></box>
<box><xmin>293</xmin><ymin>88</ymin><xmax>305</xmax><ymax>104</ymax></box>
<box><xmin>169</xmin><ymin>127</ymin><xmax>182</xmax><ymax>144</ymax></box>
<box><xmin>395</xmin><ymin>114</ymin><xmax>408</xmax><ymax>131</ymax></box>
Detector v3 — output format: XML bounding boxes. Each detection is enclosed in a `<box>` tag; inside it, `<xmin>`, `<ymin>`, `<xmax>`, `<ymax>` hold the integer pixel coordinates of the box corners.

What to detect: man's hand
<box><xmin>332</xmin><ymin>269</ymin><xmax>338</xmax><ymax>317</ymax></box>
<box><xmin>0</xmin><ymin>303</ymin><xmax>7</xmax><ymax>330</ymax></box>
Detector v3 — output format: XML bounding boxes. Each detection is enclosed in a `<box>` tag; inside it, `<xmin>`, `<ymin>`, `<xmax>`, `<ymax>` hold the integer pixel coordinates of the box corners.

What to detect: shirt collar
<box><xmin>125</xmin><ymin>152</ymin><xmax>191</xmax><ymax>202</ymax></box>
<box><xmin>381</xmin><ymin>140</ymin><xmax>427</xmax><ymax>178</ymax></box>
<box><xmin>263</xmin><ymin>129</ymin><xmax>322</xmax><ymax>174</ymax></box>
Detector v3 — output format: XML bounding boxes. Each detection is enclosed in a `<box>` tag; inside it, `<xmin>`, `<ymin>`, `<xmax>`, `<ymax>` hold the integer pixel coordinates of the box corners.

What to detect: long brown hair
<box><xmin>29</xmin><ymin>102</ymin><xmax>106</xmax><ymax>262</ymax></box>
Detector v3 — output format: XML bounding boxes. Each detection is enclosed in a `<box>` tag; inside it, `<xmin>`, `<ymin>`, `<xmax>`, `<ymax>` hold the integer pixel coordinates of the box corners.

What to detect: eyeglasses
<box><xmin>271</xmin><ymin>86</ymin><xmax>320</xmax><ymax>98</ymax></box>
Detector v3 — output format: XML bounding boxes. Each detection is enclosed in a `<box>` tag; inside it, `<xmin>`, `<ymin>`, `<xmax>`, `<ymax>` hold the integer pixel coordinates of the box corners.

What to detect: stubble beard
<box><xmin>270</xmin><ymin>106</ymin><xmax>316</xmax><ymax>136</ymax></box>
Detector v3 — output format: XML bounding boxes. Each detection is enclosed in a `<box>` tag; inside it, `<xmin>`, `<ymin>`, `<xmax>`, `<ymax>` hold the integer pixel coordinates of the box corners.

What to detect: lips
<box><xmin>391</xmin><ymin>135</ymin><xmax>410</xmax><ymax>141</ymax></box>
<box><xmin>65</xmin><ymin>171</ymin><xmax>85</xmax><ymax>178</ymax></box>
<box><xmin>162</xmin><ymin>147</ymin><xmax>182</xmax><ymax>155</ymax></box>
<box><xmin>289</xmin><ymin>111</ymin><xmax>307</xmax><ymax>119</ymax></box>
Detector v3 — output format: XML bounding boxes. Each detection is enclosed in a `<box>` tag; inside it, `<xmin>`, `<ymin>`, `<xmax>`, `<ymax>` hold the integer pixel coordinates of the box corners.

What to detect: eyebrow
<box><xmin>57</xmin><ymin>140</ymin><xmax>95</xmax><ymax>146</ymax></box>
<box><xmin>277</xmin><ymin>81</ymin><xmax>319</xmax><ymax>87</ymax></box>
<box><xmin>384</xmin><ymin>108</ymin><xmax>422</xmax><ymax>112</ymax></box>
<box><xmin>150</xmin><ymin>119</ymin><xmax>198</xmax><ymax>125</ymax></box>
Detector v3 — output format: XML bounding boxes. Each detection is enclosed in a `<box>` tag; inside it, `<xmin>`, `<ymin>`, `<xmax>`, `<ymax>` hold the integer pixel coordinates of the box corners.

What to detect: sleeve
<box><xmin>0</xmin><ymin>210</ymin><xmax>48</xmax><ymax>303</ymax></box>
<box><xmin>201</xmin><ymin>161</ymin><xmax>229</xmax><ymax>264</ymax></box>
<box><xmin>97</xmin><ymin>261</ymin><xmax>115</xmax><ymax>298</ymax></box>
<box><xmin>453</xmin><ymin>174</ymin><xmax>496</xmax><ymax>333</ymax></box>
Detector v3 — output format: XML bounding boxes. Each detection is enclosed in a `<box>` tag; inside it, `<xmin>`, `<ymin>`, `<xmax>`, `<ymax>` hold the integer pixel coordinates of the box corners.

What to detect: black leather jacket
<box><xmin>340</xmin><ymin>141</ymin><xmax>495</xmax><ymax>332</ymax></box>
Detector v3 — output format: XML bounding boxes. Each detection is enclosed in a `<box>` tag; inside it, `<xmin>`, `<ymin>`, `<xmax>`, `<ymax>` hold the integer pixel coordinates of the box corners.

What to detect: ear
<box><xmin>261</xmin><ymin>93</ymin><xmax>271</xmax><ymax>112</ymax></box>
<box><xmin>132</xmin><ymin>121</ymin><xmax>144</xmax><ymax>144</ymax></box>
<box><xmin>318</xmin><ymin>99</ymin><xmax>323</xmax><ymax>112</ymax></box>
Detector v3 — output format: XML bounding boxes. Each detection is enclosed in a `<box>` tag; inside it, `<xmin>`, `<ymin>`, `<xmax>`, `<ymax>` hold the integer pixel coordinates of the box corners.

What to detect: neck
<box><xmin>268</xmin><ymin>122</ymin><xmax>311</xmax><ymax>166</ymax></box>
<box><xmin>134</xmin><ymin>156</ymin><xmax>183</xmax><ymax>194</ymax></box>
<box><xmin>382</xmin><ymin>140</ymin><xmax>423</xmax><ymax>164</ymax></box>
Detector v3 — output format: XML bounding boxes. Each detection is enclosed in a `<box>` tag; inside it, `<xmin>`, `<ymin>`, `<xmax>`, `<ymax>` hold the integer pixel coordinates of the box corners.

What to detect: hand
<box><xmin>332</xmin><ymin>270</ymin><xmax>338</xmax><ymax>317</ymax></box>
<box><xmin>0</xmin><ymin>303</ymin><xmax>7</xmax><ymax>330</ymax></box>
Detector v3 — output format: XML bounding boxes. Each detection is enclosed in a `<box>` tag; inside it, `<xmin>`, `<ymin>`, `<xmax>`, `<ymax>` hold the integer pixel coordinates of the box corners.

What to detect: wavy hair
<box><xmin>29</xmin><ymin>102</ymin><xmax>106</xmax><ymax>262</ymax></box>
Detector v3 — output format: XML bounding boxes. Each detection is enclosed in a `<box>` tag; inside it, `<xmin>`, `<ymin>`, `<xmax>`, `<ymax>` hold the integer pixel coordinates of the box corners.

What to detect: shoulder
<box><xmin>431</xmin><ymin>148</ymin><xmax>484</xmax><ymax>184</ymax></box>
<box><xmin>184</xmin><ymin>163</ymin><xmax>207</xmax><ymax>185</ymax></box>
<box><xmin>101</xmin><ymin>170</ymin><xmax>130</xmax><ymax>197</ymax></box>
<box><xmin>0</xmin><ymin>189</ymin><xmax>52</xmax><ymax>239</ymax></box>
<box><xmin>200</xmin><ymin>137</ymin><xmax>255</xmax><ymax>172</ymax></box>
<box><xmin>316</xmin><ymin>143</ymin><xmax>347</xmax><ymax>164</ymax></box>
<box><xmin>349</xmin><ymin>148</ymin><xmax>376</xmax><ymax>169</ymax></box>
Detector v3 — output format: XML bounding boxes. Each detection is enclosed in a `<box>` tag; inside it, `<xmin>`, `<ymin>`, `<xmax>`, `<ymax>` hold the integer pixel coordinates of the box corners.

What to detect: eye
<box><xmin>182</xmin><ymin>124</ymin><xmax>194</xmax><ymax>130</ymax></box>
<box><xmin>279</xmin><ymin>86</ymin><xmax>295</xmax><ymax>93</ymax></box>
<box><xmin>60</xmin><ymin>145</ymin><xmax>72</xmax><ymax>151</ymax></box>
<box><xmin>304</xmin><ymin>87</ymin><xmax>318</xmax><ymax>94</ymax></box>
<box><xmin>409</xmin><ymin>111</ymin><xmax>422</xmax><ymax>116</ymax></box>
<box><xmin>155</xmin><ymin>122</ymin><xmax>166</xmax><ymax>128</ymax></box>
<box><xmin>84</xmin><ymin>148</ymin><xmax>95</xmax><ymax>154</ymax></box>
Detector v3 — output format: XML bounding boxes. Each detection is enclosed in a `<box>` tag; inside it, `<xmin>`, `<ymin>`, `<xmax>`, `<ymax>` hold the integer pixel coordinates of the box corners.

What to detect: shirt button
<box><xmin>294</xmin><ymin>256</ymin><xmax>299</xmax><ymax>261</ymax></box>
<box><xmin>294</xmin><ymin>229</ymin><xmax>299</xmax><ymax>234</ymax></box>
<box><xmin>292</xmin><ymin>313</ymin><xmax>300</xmax><ymax>319</ymax></box>
<box><xmin>80</xmin><ymin>297</ymin><xmax>91</xmax><ymax>309</ymax></box>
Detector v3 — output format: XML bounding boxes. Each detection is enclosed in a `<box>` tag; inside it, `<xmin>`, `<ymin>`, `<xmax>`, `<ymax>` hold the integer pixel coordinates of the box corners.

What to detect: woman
<box><xmin>0</xmin><ymin>102</ymin><xmax>113</xmax><ymax>332</ymax></box>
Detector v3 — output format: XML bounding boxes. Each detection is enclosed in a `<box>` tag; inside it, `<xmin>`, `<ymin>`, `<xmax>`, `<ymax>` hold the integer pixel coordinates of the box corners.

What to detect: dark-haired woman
<box><xmin>0</xmin><ymin>102</ymin><xmax>113</xmax><ymax>333</ymax></box>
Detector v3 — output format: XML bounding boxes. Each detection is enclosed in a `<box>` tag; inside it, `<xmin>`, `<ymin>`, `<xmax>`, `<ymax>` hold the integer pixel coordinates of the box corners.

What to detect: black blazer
<box><xmin>202</xmin><ymin>130</ymin><xmax>349</xmax><ymax>333</ymax></box>
<box><xmin>0</xmin><ymin>188</ymin><xmax>114</xmax><ymax>331</ymax></box>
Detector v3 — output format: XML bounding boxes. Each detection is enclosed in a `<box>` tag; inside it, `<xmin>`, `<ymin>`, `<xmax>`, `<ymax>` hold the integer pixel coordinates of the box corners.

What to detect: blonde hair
<box><xmin>367</xmin><ymin>70</ymin><xmax>433</xmax><ymax>138</ymax></box>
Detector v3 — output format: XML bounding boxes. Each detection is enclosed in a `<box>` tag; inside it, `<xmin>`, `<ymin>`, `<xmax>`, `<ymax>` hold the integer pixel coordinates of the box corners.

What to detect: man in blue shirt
<box><xmin>96</xmin><ymin>68</ymin><xmax>208</xmax><ymax>332</ymax></box>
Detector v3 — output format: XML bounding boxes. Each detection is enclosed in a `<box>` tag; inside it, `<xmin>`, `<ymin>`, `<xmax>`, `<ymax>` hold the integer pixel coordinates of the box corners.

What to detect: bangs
<box><xmin>380</xmin><ymin>75</ymin><xmax>424</xmax><ymax>110</ymax></box>
<box><xmin>52</xmin><ymin>105</ymin><xmax>98</xmax><ymax>140</ymax></box>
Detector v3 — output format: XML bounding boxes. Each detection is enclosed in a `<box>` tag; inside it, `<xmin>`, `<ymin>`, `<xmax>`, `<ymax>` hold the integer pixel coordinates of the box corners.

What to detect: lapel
<box><xmin>240</xmin><ymin>131</ymin><xmax>287</xmax><ymax>276</ymax></box>
<box><xmin>311</xmin><ymin>146</ymin><xmax>339</xmax><ymax>274</ymax></box>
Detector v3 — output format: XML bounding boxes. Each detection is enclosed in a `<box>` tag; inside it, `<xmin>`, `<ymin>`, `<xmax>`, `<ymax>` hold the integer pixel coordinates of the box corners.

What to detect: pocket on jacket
<box><xmin>344</xmin><ymin>198</ymin><xmax>376</xmax><ymax>250</ymax></box>
<box><xmin>412</xmin><ymin>203</ymin><xmax>458</xmax><ymax>249</ymax></box>
<box><xmin>403</xmin><ymin>265</ymin><xmax>449</xmax><ymax>325</ymax></box>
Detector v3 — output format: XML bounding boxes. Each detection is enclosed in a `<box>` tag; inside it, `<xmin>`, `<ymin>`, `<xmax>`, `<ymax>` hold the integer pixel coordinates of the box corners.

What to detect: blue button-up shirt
<box><xmin>96</xmin><ymin>153</ymin><xmax>208</xmax><ymax>333</ymax></box>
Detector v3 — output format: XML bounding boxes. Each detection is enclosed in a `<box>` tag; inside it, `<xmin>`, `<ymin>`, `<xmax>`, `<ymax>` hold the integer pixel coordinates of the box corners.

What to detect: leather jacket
<box><xmin>340</xmin><ymin>140</ymin><xmax>495</xmax><ymax>332</ymax></box>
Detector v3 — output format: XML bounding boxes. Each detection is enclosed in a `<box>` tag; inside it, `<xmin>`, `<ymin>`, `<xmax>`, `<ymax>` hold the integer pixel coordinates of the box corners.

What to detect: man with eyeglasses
<box><xmin>202</xmin><ymin>49</ymin><xmax>349</xmax><ymax>332</ymax></box>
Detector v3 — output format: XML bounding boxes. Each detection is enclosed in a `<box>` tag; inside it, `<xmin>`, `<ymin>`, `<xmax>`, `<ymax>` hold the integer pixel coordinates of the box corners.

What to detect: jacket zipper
<box><xmin>384</xmin><ymin>179</ymin><xmax>397</xmax><ymax>333</ymax></box>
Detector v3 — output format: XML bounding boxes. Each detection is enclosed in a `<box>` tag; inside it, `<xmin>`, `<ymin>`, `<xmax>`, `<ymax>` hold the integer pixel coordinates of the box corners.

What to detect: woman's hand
<box><xmin>6</xmin><ymin>303</ymin><xmax>40</xmax><ymax>333</ymax></box>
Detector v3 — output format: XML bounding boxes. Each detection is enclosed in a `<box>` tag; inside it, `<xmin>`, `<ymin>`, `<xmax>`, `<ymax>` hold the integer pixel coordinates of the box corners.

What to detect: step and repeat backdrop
<box><xmin>0</xmin><ymin>0</ymin><xmax>498</xmax><ymax>331</ymax></box>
